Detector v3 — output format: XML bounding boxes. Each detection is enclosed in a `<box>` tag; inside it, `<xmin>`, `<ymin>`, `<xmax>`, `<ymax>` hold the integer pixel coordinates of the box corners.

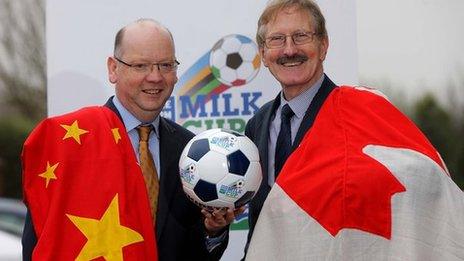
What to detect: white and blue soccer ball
<box><xmin>179</xmin><ymin>128</ymin><xmax>262</xmax><ymax>210</ymax></box>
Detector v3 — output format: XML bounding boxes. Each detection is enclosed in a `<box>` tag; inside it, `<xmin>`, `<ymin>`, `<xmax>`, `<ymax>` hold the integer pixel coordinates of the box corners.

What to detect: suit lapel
<box><xmin>104</xmin><ymin>97</ymin><xmax>122</xmax><ymax>120</ymax></box>
<box><xmin>156</xmin><ymin>117</ymin><xmax>178</xmax><ymax>241</ymax></box>
<box><xmin>252</xmin><ymin>96</ymin><xmax>280</xmax><ymax>216</ymax></box>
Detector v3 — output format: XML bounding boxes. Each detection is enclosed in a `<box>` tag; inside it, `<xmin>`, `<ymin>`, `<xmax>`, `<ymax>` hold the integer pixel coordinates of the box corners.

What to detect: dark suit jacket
<box><xmin>22</xmin><ymin>97</ymin><xmax>228</xmax><ymax>261</ymax></box>
<box><xmin>243</xmin><ymin>75</ymin><xmax>336</xmax><ymax>255</ymax></box>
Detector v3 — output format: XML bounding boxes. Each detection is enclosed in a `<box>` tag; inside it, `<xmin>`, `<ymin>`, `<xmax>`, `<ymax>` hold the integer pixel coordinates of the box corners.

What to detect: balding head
<box><xmin>113</xmin><ymin>18</ymin><xmax>174</xmax><ymax>58</ymax></box>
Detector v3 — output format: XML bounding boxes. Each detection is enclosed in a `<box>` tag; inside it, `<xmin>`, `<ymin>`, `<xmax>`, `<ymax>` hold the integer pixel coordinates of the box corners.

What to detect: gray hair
<box><xmin>256</xmin><ymin>0</ymin><xmax>328</xmax><ymax>48</ymax></box>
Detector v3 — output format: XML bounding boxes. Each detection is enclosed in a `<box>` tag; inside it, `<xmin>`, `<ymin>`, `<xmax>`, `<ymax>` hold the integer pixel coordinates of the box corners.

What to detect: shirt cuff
<box><xmin>205</xmin><ymin>229</ymin><xmax>227</xmax><ymax>252</ymax></box>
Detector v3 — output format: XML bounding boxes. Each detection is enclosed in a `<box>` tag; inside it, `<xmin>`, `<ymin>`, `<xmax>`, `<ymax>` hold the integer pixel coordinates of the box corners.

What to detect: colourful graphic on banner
<box><xmin>231</xmin><ymin>206</ymin><xmax>250</xmax><ymax>230</ymax></box>
<box><xmin>163</xmin><ymin>34</ymin><xmax>263</xmax><ymax>133</ymax></box>
<box><xmin>176</xmin><ymin>34</ymin><xmax>260</xmax><ymax>103</ymax></box>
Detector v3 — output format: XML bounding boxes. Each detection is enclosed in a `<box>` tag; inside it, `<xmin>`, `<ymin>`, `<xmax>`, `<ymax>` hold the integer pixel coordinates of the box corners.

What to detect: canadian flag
<box><xmin>246</xmin><ymin>87</ymin><xmax>464</xmax><ymax>260</ymax></box>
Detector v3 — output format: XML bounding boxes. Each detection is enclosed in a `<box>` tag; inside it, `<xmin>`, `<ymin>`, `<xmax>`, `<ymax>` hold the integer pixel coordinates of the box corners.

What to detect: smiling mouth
<box><xmin>281</xmin><ymin>61</ymin><xmax>304</xmax><ymax>67</ymax></box>
<box><xmin>277</xmin><ymin>55</ymin><xmax>308</xmax><ymax>67</ymax></box>
<box><xmin>143</xmin><ymin>89</ymin><xmax>161</xmax><ymax>95</ymax></box>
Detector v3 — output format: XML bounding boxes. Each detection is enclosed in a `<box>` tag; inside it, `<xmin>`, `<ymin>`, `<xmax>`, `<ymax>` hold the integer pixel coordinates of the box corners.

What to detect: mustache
<box><xmin>277</xmin><ymin>55</ymin><xmax>308</xmax><ymax>64</ymax></box>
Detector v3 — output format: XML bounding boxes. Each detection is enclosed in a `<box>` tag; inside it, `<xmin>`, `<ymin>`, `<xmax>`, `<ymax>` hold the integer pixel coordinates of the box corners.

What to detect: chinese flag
<box><xmin>246</xmin><ymin>87</ymin><xmax>464</xmax><ymax>260</ymax></box>
<box><xmin>22</xmin><ymin>106</ymin><xmax>158</xmax><ymax>260</ymax></box>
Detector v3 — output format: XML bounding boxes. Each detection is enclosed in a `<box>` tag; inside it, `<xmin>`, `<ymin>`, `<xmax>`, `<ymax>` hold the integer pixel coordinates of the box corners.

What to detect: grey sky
<box><xmin>357</xmin><ymin>0</ymin><xmax>464</xmax><ymax>105</ymax></box>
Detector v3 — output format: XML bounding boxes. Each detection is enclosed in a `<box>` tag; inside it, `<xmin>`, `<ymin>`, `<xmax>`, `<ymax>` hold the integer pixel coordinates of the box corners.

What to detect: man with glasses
<box><xmin>242</xmin><ymin>0</ymin><xmax>464</xmax><ymax>260</ymax></box>
<box><xmin>243</xmin><ymin>1</ymin><xmax>335</xmax><ymax>257</ymax></box>
<box><xmin>22</xmin><ymin>19</ymin><xmax>235</xmax><ymax>260</ymax></box>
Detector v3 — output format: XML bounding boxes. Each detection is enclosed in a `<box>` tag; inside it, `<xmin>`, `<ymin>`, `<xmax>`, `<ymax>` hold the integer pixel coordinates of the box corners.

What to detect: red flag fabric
<box><xmin>22</xmin><ymin>106</ymin><xmax>158</xmax><ymax>260</ymax></box>
<box><xmin>246</xmin><ymin>87</ymin><xmax>464</xmax><ymax>260</ymax></box>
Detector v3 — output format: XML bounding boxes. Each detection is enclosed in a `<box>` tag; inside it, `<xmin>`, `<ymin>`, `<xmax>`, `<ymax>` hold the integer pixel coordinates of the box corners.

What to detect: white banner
<box><xmin>47</xmin><ymin>1</ymin><xmax>357</xmax><ymax>259</ymax></box>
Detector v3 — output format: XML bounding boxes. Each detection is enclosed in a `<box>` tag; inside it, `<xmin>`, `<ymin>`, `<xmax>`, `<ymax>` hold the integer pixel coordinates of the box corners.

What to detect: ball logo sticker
<box><xmin>164</xmin><ymin>34</ymin><xmax>263</xmax><ymax>133</ymax></box>
<box><xmin>210</xmin><ymin>135</ymin><xmax>237</xmax><ymax>151</ymax></box>
<box><xmin>219</xmin><ymin>179</ymin><xmax>245</xmax><ymax>199</ymax></box>
<box><xmin>180</xmin><ymin>164</ymin><xmax>196</xmax><ymax>185</ymax></box>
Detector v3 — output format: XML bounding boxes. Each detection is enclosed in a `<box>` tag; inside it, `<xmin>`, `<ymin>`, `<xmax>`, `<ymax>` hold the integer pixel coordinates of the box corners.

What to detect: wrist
<box><xmin>205</xmin><ymin>225</ymin><xmax>227</xmax><ymax>237</ymax></box>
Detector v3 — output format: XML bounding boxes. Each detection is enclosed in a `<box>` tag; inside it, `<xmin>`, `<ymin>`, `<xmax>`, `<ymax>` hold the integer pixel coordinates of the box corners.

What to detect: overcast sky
<box><xmin>356</xmin><ymin>0</ymin><xmax>464</xmax><ymax>106</ymax></box>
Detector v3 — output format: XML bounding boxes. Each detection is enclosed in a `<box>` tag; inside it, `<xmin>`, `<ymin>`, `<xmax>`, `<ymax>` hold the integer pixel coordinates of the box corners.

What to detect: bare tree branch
<box><xmin>0</xmin><ymin>0</ymin><xmax>46</xmax><ymax>122</ymax></box>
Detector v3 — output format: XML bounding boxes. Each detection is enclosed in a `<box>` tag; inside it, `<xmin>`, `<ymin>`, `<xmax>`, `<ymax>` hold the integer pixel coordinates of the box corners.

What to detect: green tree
<box><xmin>0</xmin><ymin>0</ymin><xmax>46</xmax><ymax>198</ymax></box>
<box><xmin>412</xmin><ymin>93</ymin><xmax>464</xmax><ymax>189</ymax></box>
<box><xmin>0</xmin><ymin>118</ymin><xmax>34</xmax><ymax>198</ymax></box>
<box><xmin>0</xmin><ymin>0</ymin><xmax>46</xmax><ymax>122</ymax></box>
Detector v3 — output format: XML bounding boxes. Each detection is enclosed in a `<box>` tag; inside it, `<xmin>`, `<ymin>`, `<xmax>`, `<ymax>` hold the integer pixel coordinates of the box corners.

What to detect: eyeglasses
<box><xmin>114</xmin><ymin>56</ymin><xmax>180</xmax><ymax>74</ymax></box>
<box><xmin>264</xmin><ymin>31</ymin><xmax>318</xmax><ymax>49</ymax></box>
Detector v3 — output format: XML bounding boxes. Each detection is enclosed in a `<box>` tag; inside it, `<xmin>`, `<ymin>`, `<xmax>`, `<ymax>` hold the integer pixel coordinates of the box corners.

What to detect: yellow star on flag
<box><xmin>38</xmin><ymin>161</ymin><xmax>59</xmax><ymax>188</ymax></box>
<box><xmin>66</xmin><ymin>194</ymin><xmax>144</xmax><ymax>261</ymax></box>
<box><xmin>61</xmin><ymin>120</ymin><xmax>89</xmax><ymax>144</ymax></box>
<box><xmin>112</xmin><ymin>128</ymin><xmax>121</xmax><ymax>144</ymax></box>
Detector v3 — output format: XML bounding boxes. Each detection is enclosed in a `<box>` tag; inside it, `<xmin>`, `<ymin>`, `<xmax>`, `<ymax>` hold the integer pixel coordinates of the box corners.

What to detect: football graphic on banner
<box><xmin>179</xmin><ymin>128</ymin><xmax>262</xmax><ymax>209</ymax></box>
<box><xmin>209</xmin><ymin>34</ymin><xmax>261</xmax><ymax>86</ymax></box>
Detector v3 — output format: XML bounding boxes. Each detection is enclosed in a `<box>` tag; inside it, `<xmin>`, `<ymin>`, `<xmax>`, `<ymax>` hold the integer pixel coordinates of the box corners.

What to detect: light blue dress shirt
<box><xmin>112</xmin><ymin>96</ymin><xmax>161</xmax><ymax>176</ymax></box>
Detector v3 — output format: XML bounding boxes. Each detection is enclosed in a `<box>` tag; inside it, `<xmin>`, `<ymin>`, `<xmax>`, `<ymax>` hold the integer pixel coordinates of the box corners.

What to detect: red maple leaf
<box><xmin>277</xmin><ymin>87</ymin><xmax>444</xmax><ymax>239</ymax></box>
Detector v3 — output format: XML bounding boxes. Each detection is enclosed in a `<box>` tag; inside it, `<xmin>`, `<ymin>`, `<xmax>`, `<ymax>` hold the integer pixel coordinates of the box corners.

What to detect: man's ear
<box><xmin>260</xmin><ymin>47</ymin><xmax>269</xmax><ymax>67</ymax></box>
<box><xmin>319</xmin><ymin>35</ymin><xmax>329</xmax><ymax>61</ymax></box>
<box><xmin>107</xmin><ymin>57</ymin><xmax>118</xmax><ymax>84</ymax></box>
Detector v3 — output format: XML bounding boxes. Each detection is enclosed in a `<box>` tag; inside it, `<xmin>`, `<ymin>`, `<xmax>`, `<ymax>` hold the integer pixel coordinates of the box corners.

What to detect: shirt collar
<box><xmin>279</xmin><ymin>74</ymin><xmax>325</xmax><ymax>119</ymax></box>
<box><xmin>112</xmin><ymin>96</ymin><xmax>160</xmax><ymax>138</ymax></box>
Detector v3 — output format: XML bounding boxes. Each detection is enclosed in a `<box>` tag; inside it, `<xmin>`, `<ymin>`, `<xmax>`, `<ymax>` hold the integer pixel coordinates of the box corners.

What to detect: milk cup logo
<box><xmin>163</xmin><ymin>34</ymin><xmax>263</xmax><ymax>133</ymax></box>
<box><xmin>210</xmin><ymin>135</ymin><xmax>237</xmax><ymax>151</ymax></box>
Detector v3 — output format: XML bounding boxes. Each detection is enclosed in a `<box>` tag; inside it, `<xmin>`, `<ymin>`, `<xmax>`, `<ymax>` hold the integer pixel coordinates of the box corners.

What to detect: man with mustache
<box><xmin>242</xmin><ymin>1</ymin><xmax>464</xmax><ymax>260</ymax></box>
<box><xmin>243</xmin><ymin>0</ymin><xmax>335</xmax><ymax>257</ymax></box>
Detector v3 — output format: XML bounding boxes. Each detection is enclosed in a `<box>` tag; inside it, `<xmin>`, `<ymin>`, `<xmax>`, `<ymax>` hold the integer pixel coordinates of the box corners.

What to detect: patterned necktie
<box><xmin>275</xmin><ymin>104</ymin><xmax>294</xmax><ymax>178</ymax></box>
<box><xmin>137</xmin><ymin>125</ymin><xmax>159</xmax><ymax>224</ymax></box>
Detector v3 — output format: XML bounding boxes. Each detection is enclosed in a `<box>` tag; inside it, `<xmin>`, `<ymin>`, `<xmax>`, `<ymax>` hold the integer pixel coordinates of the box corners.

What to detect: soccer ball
<box><xmin>209</xmin><ymin>34</ymin><xmax>261</xmax><ymax>86</ymax></box>
<box><xmin>179</xmin><ymin>129</ymin><xmax>262</xmax><ymax>210</ymax></box>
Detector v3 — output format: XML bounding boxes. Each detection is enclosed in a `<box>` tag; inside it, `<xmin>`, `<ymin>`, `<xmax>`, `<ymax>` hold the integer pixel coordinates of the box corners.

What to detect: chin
<box><xmin>279</xmin><ymin>78</ymin><xmax>308</xmax><ymax>86</ymax></box>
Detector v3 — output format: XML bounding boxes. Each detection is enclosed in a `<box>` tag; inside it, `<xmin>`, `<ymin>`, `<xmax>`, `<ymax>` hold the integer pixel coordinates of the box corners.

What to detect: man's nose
<box><xmin>145</xmin><ymin>65</ymin><xmax>164</xmax><ymax>82</ymax></box>
<box><xmin>282</xmin><ymin>36</ymin><xmax>298</xmax><ymax>56</ymax></box>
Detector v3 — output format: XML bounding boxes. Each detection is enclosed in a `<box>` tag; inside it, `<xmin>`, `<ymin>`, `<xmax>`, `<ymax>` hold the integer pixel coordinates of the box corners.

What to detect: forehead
<box><xmin>266</xmin><ymin>6</ymin><xmax>314</xmax><ymax>34</ymax></box>
<box><xmin>121</xmin><ymin>23</ymin><xmax>175</xmax><ymax>59</ymax></box>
